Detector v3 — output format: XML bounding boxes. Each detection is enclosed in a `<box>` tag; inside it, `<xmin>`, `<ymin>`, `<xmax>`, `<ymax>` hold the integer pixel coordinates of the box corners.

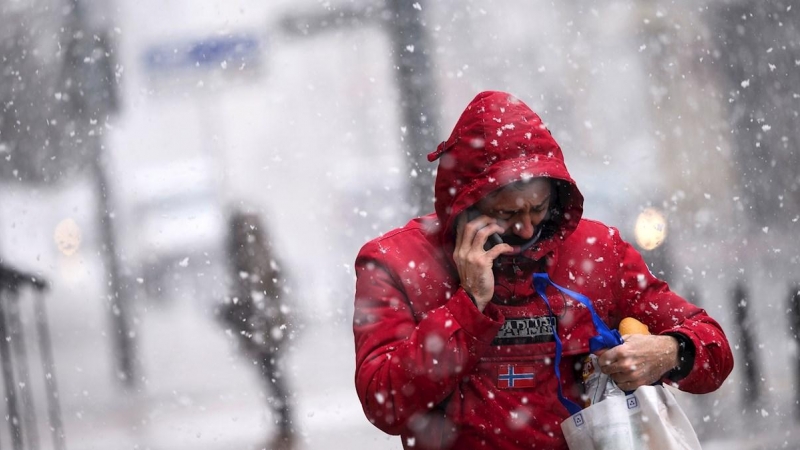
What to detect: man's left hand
<box><xmin>596</xmin><ymin>334</ymin><xmax>679</xmax><ymax>391</ymax></box>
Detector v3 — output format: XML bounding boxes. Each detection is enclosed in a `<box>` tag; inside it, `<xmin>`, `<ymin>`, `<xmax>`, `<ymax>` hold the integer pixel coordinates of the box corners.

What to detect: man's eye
<box><xmin>496</xmin><ymin>211</ymin><xmax>514</xmax><ymax>219</ymax></box>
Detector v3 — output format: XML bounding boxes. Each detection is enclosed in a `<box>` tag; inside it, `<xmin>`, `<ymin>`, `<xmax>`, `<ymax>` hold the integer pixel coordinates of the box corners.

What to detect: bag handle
<box><xmin>532</xmin><ymin>272</ymin><xmax>623</xmax><ymax>415</ymax></box>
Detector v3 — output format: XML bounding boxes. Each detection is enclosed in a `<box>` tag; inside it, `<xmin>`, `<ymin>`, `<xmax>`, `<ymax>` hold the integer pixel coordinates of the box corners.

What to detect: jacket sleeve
<box><xmin>353</xmin><ymin>242</ymin><xmax>504</xmax><ymax>435</ymax></box>
<box><xmin>611</xmin><ymin>229</ymin><xmax>734</xmax><ymax>393</ymax></box>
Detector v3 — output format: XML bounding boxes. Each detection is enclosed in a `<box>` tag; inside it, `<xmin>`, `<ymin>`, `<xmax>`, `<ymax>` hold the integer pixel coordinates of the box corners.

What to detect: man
<box><xmin>352</xmin><ymin>91</ymin><xmax>733</xmax><ymax>449</ymax></box>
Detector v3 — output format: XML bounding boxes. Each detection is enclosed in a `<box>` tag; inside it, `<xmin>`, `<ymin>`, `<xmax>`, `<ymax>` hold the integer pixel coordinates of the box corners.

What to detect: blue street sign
<box><xmin>144</xmin><ymin>34</ymin><xmax>261</xmax><ymax>72</ymax></box>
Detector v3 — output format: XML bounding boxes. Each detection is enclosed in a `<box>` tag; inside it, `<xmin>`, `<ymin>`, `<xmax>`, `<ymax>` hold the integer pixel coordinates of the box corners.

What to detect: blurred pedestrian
<box><xmin>352</xmin><ymin>91</ymin><xmax>734</xmax><ymax>449</ymax></box>
<box><xmin>221</xmin><ymin>209</ymin><xmax>295</xmax><ymax>450</ymax></box>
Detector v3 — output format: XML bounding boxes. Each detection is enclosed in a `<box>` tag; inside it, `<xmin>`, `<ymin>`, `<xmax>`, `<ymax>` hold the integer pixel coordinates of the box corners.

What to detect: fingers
<box><xmin>453</xmin><ymin>211</ymin><xmax>508</xmax><ymax>307</ymax></box>
<box><xmin>597</xmin><ymin>336</ymin><xmax>671</xmax><ymax>390</ymax></box>
<box><xmin>457</xmin><ymin>212</ymin><xmax>506</xmax><ymax>253</ymax></box>
<box><xmin>598</xmin><ymin>350</ymin><xmax>645</xmax><ymax>390</ymax></box>
<box><xmin>473</xmin><ymin>223</ymin><xmax>505</xmax><ymax>249</ymax></box>
<box><xmin>598</xmin><ymin>346</ymin><xmax>639</xmax><ymax>378</ymax></box>
<box><xmin>455</xmin><ymin>213</ymin><xmax>466</xmax><ymax>250</ymax></box>
<box><xmin>486</xmin><ymin>242</ymin><xmax>514</xmax><ymax>259</ymax></box>
<box><xmin>596</xmin><ymin>346</ymin><xmax>617</xmax><ymax>368</ymax></box>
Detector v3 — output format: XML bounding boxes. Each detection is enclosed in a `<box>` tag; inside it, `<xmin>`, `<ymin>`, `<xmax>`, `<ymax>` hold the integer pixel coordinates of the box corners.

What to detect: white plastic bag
<box><xmin>531</xmin><ymin>274</ymin><xmax>702</xmax><ymax>450</ymax></box>
<box><xmin>561</xmin><ymin>382</ymin><xmax>701</xmax><ymax>450</ymax></box>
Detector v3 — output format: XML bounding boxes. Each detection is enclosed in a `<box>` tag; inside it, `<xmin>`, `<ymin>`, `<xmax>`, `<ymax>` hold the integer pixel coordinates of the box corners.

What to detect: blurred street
<box><xmin>30</xmin><ymin>259</ymin><xmax>399</xmax><ymax>450</ymax></box>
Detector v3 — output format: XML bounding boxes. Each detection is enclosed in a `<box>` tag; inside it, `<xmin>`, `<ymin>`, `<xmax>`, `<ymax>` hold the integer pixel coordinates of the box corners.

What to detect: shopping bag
<box><xmin>531</xmin><ymin>273</ymin><xmax>702</xmax><ymax>450</ymax></box>
<box><xmin>560</xmin><ymin>383</ymin><xmax>701</xmax><ymax>450</ymax></box>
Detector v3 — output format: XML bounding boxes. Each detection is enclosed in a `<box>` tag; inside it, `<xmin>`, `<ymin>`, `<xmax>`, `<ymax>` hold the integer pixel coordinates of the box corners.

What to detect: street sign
<box><xmin>144</xmin><ymin>34</ymin><xmax>262</xmax><ymax>72</ymax></box>
<box><xmin>142</xmin><ymin>33</ymin><xmax>264</xmax><ymax>94</ymax></box>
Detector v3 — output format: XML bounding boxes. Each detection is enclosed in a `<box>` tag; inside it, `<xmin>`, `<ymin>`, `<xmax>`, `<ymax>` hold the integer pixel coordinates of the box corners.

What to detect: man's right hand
<box><xmin>454</xmin><ymin>212</ymin><xmax>512</xmax><ymax>312</ymax></box>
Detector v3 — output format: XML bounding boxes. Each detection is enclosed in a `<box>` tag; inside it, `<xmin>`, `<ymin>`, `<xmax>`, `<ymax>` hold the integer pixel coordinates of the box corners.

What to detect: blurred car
<box><xmin>123</xmin><ymin>157</ymin><xmax>227</xmax><ymax>304</ymax></box>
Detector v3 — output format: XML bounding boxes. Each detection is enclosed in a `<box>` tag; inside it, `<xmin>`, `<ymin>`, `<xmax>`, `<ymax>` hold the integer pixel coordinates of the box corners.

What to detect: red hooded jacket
<box><xmin>353</xmin><ymin>91</ymin><xmax>733</xmax><ymax>449</ymax></box>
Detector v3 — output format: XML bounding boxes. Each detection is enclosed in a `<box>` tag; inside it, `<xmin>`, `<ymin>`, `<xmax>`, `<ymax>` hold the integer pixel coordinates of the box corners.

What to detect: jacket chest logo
<box><xmin>498</xmin><ymin>364</ymin><xmax>536</xmax><ymax>389</ymax></box>
<box><xmin>492</xmin><ymin>316</ymin><xmax>556</xmax><ymax>345</ymax></box>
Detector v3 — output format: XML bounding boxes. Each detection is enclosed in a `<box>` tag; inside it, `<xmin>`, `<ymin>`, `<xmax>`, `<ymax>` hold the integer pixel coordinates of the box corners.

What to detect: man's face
<box><xmin>474</xmin><ymin>178</ymin><xmax>553</xmax><ymax>246</ymax></box>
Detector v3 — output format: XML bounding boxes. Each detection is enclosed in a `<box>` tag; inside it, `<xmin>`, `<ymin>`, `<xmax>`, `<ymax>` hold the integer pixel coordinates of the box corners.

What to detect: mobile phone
<box><xmin>466</xmin><ymin>208</ymin><xmax>504</xmax><ymax>251</ymax></box>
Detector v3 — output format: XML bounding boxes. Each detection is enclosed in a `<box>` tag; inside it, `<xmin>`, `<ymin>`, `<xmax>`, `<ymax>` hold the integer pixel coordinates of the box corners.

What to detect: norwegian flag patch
<box><xmin>498</xmin><ymin>364</ymin><xmax>536</xmax><ymax>389</ymax></box>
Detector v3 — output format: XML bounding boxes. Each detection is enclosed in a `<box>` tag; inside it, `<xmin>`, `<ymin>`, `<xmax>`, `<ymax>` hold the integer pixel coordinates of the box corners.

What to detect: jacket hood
<box><xmin>427</xmin><ymin>91</ymin><xmax>584</xmax><ymax>259</ymax></box>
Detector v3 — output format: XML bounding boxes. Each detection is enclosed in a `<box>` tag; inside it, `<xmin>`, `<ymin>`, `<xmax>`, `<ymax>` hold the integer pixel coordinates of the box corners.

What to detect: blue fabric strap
<box><xmin>532</xmin><ymin>273</ymin><xmax>623</xmax><ymax>415</ymax></box>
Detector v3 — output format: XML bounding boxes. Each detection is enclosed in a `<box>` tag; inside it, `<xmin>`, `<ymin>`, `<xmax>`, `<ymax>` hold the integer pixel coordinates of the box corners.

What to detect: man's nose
<box><xmin>511</xmin><ymin>213</ymin><xmax>536</xmax><ymax>239</ymax></box>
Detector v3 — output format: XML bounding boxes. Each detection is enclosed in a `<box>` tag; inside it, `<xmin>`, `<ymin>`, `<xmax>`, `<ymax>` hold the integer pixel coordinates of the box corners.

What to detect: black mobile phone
<box><xmin>466</xmin><ymin>208</ymin><xmax>504</xmax><ymax>251</ymax></box>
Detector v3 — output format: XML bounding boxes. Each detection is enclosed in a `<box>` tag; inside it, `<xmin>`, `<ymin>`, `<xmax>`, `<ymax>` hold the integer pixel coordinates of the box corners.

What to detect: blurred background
<box><xmin>1</xmin><ymin>0</ymin><xmax>799</xmax><ymax>449</ymax></box>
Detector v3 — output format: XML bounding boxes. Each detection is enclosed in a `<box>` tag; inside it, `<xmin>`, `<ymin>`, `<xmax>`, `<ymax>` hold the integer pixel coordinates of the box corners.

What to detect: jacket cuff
<box><xmin>446</xmin><ymin>289</ymin><xmax>503</xmax><ymax>343</ymax></box>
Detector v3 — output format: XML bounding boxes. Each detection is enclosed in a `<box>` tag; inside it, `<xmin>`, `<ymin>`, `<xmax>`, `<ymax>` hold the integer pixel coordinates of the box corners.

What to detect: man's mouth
<box><xmin>499</xmin><ymin>234</ymin><xmax>533</xmax><ymax>246</ymax></box>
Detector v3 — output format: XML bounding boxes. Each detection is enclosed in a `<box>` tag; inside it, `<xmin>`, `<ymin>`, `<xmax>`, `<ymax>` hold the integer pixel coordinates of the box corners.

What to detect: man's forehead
<box><xmin>481</xmin><ymin>179</ymin><xmax>551</xmax><ymax>207</ymax></box>
<box><xmin>494</xmin><ymin>179</ymin><xmax>550</xmax><ymax>196</ymax></box>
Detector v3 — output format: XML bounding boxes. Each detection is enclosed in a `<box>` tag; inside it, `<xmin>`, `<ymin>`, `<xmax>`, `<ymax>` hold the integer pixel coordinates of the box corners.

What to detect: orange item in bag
<box><xmin>619</xmin><ymin>317</ymin><xmax>650</xmax><ymax>335</ymax></box>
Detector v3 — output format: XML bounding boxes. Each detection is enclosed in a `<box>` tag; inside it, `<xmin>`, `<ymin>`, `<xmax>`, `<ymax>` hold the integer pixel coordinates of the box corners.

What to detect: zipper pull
<box><xmin>512</xmin><ymin>259</ymin><xmax>523</xmax><ymax>277</ymax></box>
